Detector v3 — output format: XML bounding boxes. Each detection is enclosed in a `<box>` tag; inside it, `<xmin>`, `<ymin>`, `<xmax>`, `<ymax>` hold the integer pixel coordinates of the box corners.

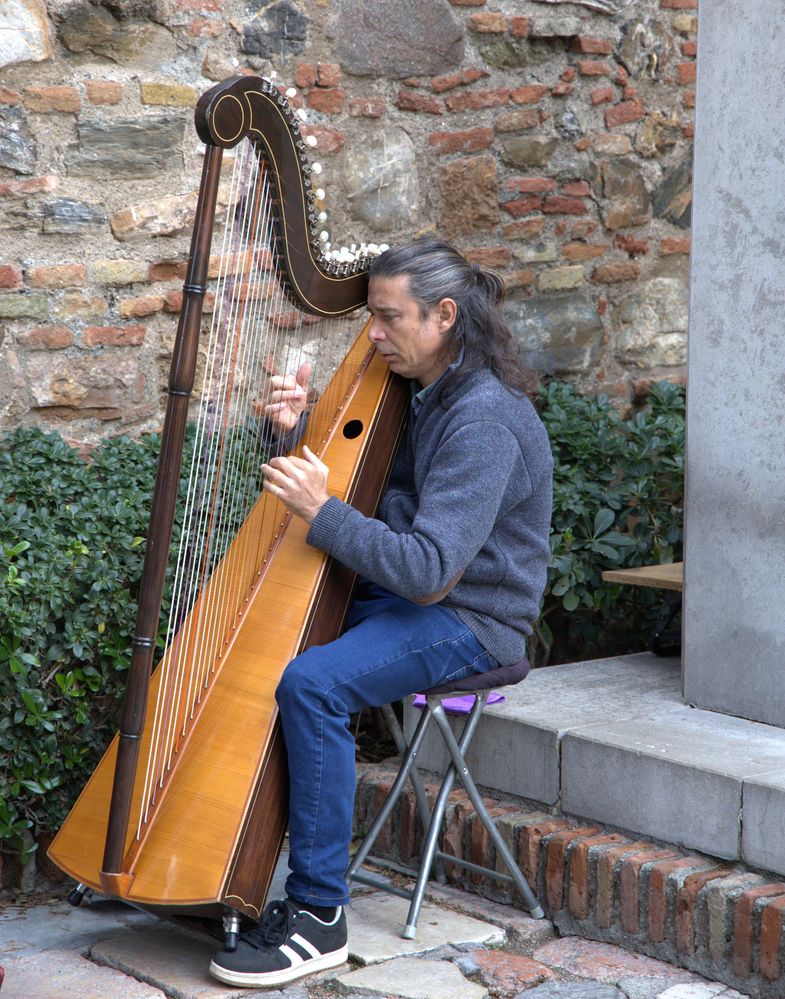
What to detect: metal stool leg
<box><xmin>347</xmin><ymin>705</ymin><xmax>434</xmax><ymax>885</ymax></box>
<box><xmin>402</xmin><ymin>692</ymin><xmax>489</xmax><ymax>938</ymax></box>
<box><xmin>429</xmin><ymin>698</ymin><xmax>545</xmax><ymax>920</ymax></box>
<box><xmin>380</xmin><ymin>703</ymin><xmax>435</xmax><ymax>840</ymax></box>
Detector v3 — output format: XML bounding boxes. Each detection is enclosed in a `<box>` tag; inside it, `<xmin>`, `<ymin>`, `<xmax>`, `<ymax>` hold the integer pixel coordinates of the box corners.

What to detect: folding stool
<box><xmin>347</xmin><ymin>659</ymin><xmax>545</xmax><ymax>938</ymax></box>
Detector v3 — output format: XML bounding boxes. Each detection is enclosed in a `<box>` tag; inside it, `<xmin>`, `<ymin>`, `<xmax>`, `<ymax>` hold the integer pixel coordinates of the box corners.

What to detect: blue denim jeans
<box><xmin>275</xmin><ymin>581</ymin><xmax>496</xmax><ymax>906</ymax></box>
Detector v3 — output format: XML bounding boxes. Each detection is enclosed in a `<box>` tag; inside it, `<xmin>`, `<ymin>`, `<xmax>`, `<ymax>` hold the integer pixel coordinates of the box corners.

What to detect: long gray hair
<box><xmin>369</xmin><ymin>239</ymin><xmax>536</xmax><ymax>400</ymax></box>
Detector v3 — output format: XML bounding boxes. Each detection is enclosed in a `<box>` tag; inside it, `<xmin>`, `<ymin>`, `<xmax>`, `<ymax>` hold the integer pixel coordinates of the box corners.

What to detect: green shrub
<box><xmin>535</xmin><ymin>379</ymin><xmax>685</xmax><ymax>664</ymax></box>
<box><xmin>0</xmin><ymin>382</ymin><xmax>684</xmax><ymax>862</ymax></box>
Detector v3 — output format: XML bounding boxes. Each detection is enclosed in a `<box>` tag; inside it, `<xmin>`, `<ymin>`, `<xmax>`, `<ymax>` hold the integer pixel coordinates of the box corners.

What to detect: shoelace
<box><xmin>240</xmin><ymin>900</ymin><xmax>299</xmax><ymax>951</ymax></box>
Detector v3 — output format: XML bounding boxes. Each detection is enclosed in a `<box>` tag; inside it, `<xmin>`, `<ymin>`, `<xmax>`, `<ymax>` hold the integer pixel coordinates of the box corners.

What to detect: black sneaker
<box><xmin>208</xmin><ymin>898</ymin><xmax>348</xmax><ymax>988</ymax></box>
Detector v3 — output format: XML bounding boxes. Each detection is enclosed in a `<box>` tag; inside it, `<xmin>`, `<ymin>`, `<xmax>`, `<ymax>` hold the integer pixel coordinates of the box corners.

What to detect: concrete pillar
<box><xmin>683</xmin><ymin>0</ymin><xmax>785</xmax><ymax>725</ymax></box>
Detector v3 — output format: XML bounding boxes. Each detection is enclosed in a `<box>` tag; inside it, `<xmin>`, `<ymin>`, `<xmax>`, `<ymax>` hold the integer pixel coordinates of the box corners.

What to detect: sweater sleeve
<box><xmin>306</xmin><ymin>420</ymin><xmax>531</xmax><ymax>601</ymax></box>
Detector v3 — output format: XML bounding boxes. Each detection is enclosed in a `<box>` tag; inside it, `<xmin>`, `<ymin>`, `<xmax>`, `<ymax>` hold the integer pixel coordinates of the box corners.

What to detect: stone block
<box><xmin>335</xmin><ymin>955</ymin><xmax>486</xmax><ymax>999</ymax></box>
<box><xmin>66</xmin><ymin>117</ymin><xmax>185</xmax><ymax>180</ymax></box>
<box><xmin>529</xmin><ymin>17</ymin><xmax>582</xmax><ymax>38</ymax></box>
<box><xmin>332</xmin><ymin>0</ymin><xmax>464</xmax><ymax>79</ymax></box>
<box><xmin>0</xmin><ymin>106</ymin><xmax>36</xmax><ymax>175</ymax></box>
<box><xmin>0</xmin><ymin>0</ymin><xmax>52</xmax><ymax>69</ymax></box>
<box><xmin>140</xmin><ymin>82</ymin><xmax>198</xmax><ymax>107</ymax></box>
<box><xmin>241</xmin><ymin>2</ymin><xmax>308</xmax><ymax>59</ymax></box>
<box><xmin>0</xmin><ymin>949</ymin><xmax>163</xmax><ymax>998</ymax></box>
<box><xmin>0</xmin><ymin>293</ymin><xmax>47</xmax><ymax>319</ymax></box>
<box><xmin>42</xmin><ymin>199</ymin><xmax>106</xmax><ymax>235</ymax></box>
<box><xmin>439</xmin><ymin>155</ymin><xmax>499</xmax><ymax>238</ymax></box>
<box><xmin>505</xmin><ymin>291</ymin><xmax>603</xmax><ymax>374</ymax></box>
<box><xmin>341</xmin><ymin>125</ymin><xmax>418</xmax><ymax>229</ymax></box>
<box><xmin>538</xmin><ymin>265</ymin><xmax>584</xmax><ymax>292</ymax></box>
<box><xmin>58</xmin><ymin>7</ymin><xmax>176</xmax><ymax>69</ymax></box>
<box><xmin>613</xmin><ymin>277</ymin><xmax>688</xmax><ymax>369</ymax></box>
<box><xmin>741</xmin><ymin>774</ymin><xmax>785</xmax><ymax>875</ymax></box>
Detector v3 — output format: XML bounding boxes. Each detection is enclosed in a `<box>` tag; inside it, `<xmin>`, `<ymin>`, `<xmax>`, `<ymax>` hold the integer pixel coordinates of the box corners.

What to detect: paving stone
<box><xmin>424</xmin><ymin>882</ymin><xmax>556</xmax><ymax>947</ymax></box>
<box><xmin>657</xmin><ymin>985</ymin><xmax>731</xmax><ymax>998</ymax></box>
<box><xmin>516</xmin><ymin>983</ymin><xmax>626</xmax><ymax>998</ymax></box>
<box><xmin>334</xmin><ymin>955</ymin><xmax>486</xmax><ymax>999</ymax></box>
<box><xmin>0</xmin><ymin>899</ymin><xmax>155</xmax><ymax>958</ymax></box>
<box><xmin>616</xmin><ymin>973</ymin><xmax>710</xmax><ymax>999</ymax></box>
<box><xmin>466</xmin><ymin>947</ymin><xmax>552</xmax><ymax>992</ymax></box>
<box><xmin>532</xmin><ymin>937</ymin><xmax>689</xmax><ymax>984</ymax></box>
<box><xmin>346</xmin><ymin>892</ymin><xmax>503</xmax><ymax>965</ymax></box>
<box><xmin>91</xmin><ymin>923</ymin><xmax>282</xmax><ymax>999</ymax></box>
<box><xmin>0</xmin><ymin>948</ymin><xmax>164</xmax><ymax>998</ymax></box>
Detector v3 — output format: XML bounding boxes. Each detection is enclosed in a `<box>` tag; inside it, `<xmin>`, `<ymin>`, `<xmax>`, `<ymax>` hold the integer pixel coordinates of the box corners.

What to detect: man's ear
<box><xmin>437</xmin><ymin>297</ymin><xmax>457</xmax><ymax>332</ymax></box>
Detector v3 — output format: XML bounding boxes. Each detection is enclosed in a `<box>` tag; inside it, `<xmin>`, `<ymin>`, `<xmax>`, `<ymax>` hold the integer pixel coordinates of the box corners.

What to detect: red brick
<box><xmin>551</xmin><ymin>83</ymin><xmax>574</xmax><ymax>97</ymax></box>
<box><xmin>431</xmin><ymin>67</ymin><xmax>489</xmax><ymax>93</ymax></box>
<box><xmin>307</xmin><ymin>87</ymin><xmax>344</xmax><ymax>114</ymax></box>
<box><xmin>732</xmin><ymin>884</ymin><xmax>785</xmax><ymax>978</ymax></box>
<box><xmin>573</xmin><ymin>35</ymin><xmax>614</xmax><ymax>54</ymax></box>
<box><xmin>605</xmin><ymin>100</ymin><xmax>645</xmax><ymax>128</ymax></box>
<box><xmin>469</xmin><ymin>803</ymin><xmax>521</xmax><ymax>885</ymax></box>
<box><xmin>120</xmin><ymin>295</ymin><xmax>165</xmax><ymax>318</ymax></box>
<box><xmin>24</xmin><ymin>85</ymin><xmax>80</xmax><ymax>113</ymax></box>
<box><xmin>574</xmin><ymin>137</ymin><xmax>592</xmax><ymax>151</ymax></box>
<box><xmin>592</xmin><ymin>261</ymin><xmax>640</xmax><ymax>283</ymax></box>
<box><xmin>83</xmin><ymin>324</ymin><xmax>147</xmax><ymax>347</ymax></box>
<box><xmin>164</xmin><ymin>289</ymin><xmax>215</xmax><ymax>313</ymax></box>
<box><xmin>502</xmin><ymin>195</ymin><xmax>544</xmax><ymax>217</ymax></box>
<box><xmin>619</xmin><ymin>849</ymin><xmax>678</xmax><ymax>934</ymax></box>
<box><xmin>468</xmin><ymin>11</ymin><xmax>505</xmax><ymax>32</ymax></box>
<box><xmin>683</xmin><ymin>90</ymin><xmax>696</xmax><ymax>108</ymax></box>
<box><xmin>398</xmin><ymin>786</ymin><xmax>417</xmax><ymax>864</ymax></box>
<box><xmin>316</xmin><ymin>62</ymin><xmax>342</xmax><ymax>87</ymax></box>
<box><xmin>295</xmin><ymin>63</ymin><xmax>317</xmax><ymax>88</ymax></box>
<box><xmin>591</xmin><ymin>86</ymin><xmax>614</xmax><ymax>105</ymax></box>
<box><xmin>760</xmin><ymin>895</ymin><xmax>785</xmax><ymax>980</ymax></box>
<box><xmin>563</xmin><ymin>242</ymin><xmax>608</xmax><ymax>262</ymax></box>
<box><xmin>682</xmin><ymin>123</ymin><xmax>694</xmax><ymax>139</ymax></box>
<box><xmin>503</xmin><ymin>268</ymin><xmax>535</xmax><ymax>291</ymax></box>
<box><xmin>301</xmin><ymin>127</ymin><xmax>345</xmax><ymax>154</ymax></box>
<box><xmin>85</xmin><ymin>80</ymin><xmax>123</xmax><ymax>105</ymax></box>
<box><xmin>397</xmin><ymin>91</ymin><xmax>444</xmax><ymax>114</ymax></box>
<box><xmin>188</xmin><ymin>16</ymin><xmax>221</xmax><ymax>37</ymax></box>
<box><xmin>596</xmin><ymin>841</ymin><xmax>652</xmax><ymax>929</ymax></box>
<box><xmin>0</xmin><ymin>176</ymin><xmax>58</xmax><ymax>198</ymax></box>
<box><xmin>545</xmin><ymin>827</ymin><xmax>600</xmax><ymax>912</ymax></box>
<box><xmin>0</xmin><ymin>87</ymin><xmax>22</xmax><ymax>105</ymax></box>
<box><xmin>503</xmin><ymin>217</ymin><xmax>545</xmax><ymax>240</ymax></box>
<box><xmin>682</xmin><ymin>40</ymin><xmax>697</xmax><ymax>56</ymax></box>
<box><xmin>614</xmin><ymin>234</ymin><xmax>649</xmax><ymax>256</ymax></box>
<box><xmin>28</xmin><ymin>264</ymin><xmax>86</xmax><ymax>289</ymax></box>
<box><xmin>449</xmin><ymin>0</ymin><xmax>485</xmax><ymax>5</ymax></box>
<box><xmin>661</xmin><ymin>0</ymin><xmax>697</xmax><ymax>7</ymax></box>
<box><xmin>464</xmin><ymin>246</ymin><xmax>512</xmax><ymax>267</ymax></box>
<box><xmin>561</xmin><ymin>68</ymin><xmax>577</xmax><ymax>83</ymax></box>
<box><xmin>443</xmin><ymin>797</ymin><xmax>475</xmax><ymax>880</ymax></box>
<box><xmin>615</xmin><ymin>64</ymin><xmax>629</xmax><ymax>87</ymax></box>
<box><xmin>578</xmin><ymin>60</ymin><xmax>611</xmax><ymax>76</ymax></box>
<box><xmin>572</xmin><ymin>219</ymin><xmax>598</xmax><ymax>238</ymax></box>
<box><xmin>569</xmin><ymin>834</ymin><xmax>627</xmax><ymax>920</ymax></box>
<box><xmin>349</xmin><ymin>97</ymin><xmax>385</xmax><ymax>118</ymax></box>
<box><xmin>624</xmin><ymin>85</ymin><xmax>638</xmax><ymax>100</ymax></box>
<box><xmin>511</xmin><ymin>84</ymin><xmax>549</xmax><ymax>105</ymax></box>
<box><xmin>543</xmin><ymin>195</ymin><xmax>588</xmax><ymax>215</ymax></box>
<box><xmin>648</xmin><ymin>857</ymin><xmax>709</xmax><ymax>943</ymax></box>
<box><xmin>678</xmin><ymin>62</ymin><xmax>697</xmax><ymax>84</ymax></box>
<box><xmin>174</xmin><ymin>0</ymin><xmax>220</xmax><ymax>9</ymax></box>
<box><xmin>660</xmin><ymin>236</ymin><xmax>691</xmax><ymax>255</ymax></box>
<box><xmin>0</xmin><ymin>264</ymin><xmax>23</xmax><ymax>290</ymax></box>
<box><xmin>676</xmin><ymin>867</ymin><xmax>735</xmax><ymax>955</ymax></box>
<box><xmin>149</xmin><ymin>260</ymin><xmax>188</xmax><ymax>282</ymax></box>
<box><xmin>518</xmin><ymin>819</ymin><xmax>573</xmax><ymax>886</ymax></box>
<box><xmin>446</xmin><ymin>88</ymin><xmax>510</xmax><ymax>112</ymax></box>
<box><xmin>429</xmin><ymin>127</ymin><xmax>494</xmax><ymax>154</ymax></box>
<box><xmin>510</xmin><ymin>16</ymin><xmax>530</xmax><ymax>37</ymax></box>
<box><xmin>504</xmin><ymin>176</ymin><xmax>557</xmax><ymax>194</ymax></box>
<box><xmin>17</xmin><ymin>325</ymin><xmax>74</xmax><ymax>349</ymax></box>
<box><xmin>562</xmin><ymin>180</ymin><xmax>590</xmax><ymax>196</ymax></box>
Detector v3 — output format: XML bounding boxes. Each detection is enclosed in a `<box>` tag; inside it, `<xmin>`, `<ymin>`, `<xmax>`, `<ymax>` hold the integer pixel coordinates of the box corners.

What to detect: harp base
<box><xmin>100</xmin><ymin>870</ymin><xmax>136</xmax><ymax>897</ymax></box>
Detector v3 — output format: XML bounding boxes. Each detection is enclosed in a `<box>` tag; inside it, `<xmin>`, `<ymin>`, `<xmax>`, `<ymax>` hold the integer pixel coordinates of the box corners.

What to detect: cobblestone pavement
<box><xmin>0</xmin><ymin>871</ymin><xmax>750</xmax><ymax>999</ymax></box>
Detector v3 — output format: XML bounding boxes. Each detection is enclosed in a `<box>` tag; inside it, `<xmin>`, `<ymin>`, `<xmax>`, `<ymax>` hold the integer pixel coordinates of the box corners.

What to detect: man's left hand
<box><xmin>261</xmin><ymin>445</ymin><xmax>329</xmax><ymax>524</ymax></box>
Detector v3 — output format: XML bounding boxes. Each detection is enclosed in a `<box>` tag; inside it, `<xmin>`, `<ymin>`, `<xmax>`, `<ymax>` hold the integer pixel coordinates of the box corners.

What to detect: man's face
<box><xmin>366</xmin><ymin>274</ymin><xmax>457</xmax><ymax>387</ymax></box>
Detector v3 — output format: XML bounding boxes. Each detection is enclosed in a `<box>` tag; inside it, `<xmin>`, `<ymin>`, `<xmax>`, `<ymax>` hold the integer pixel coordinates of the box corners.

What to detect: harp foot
<box><xmin>67</xmin><ymin>882</ymin><xmax>90</xmax><ymax>907</ymax></box>
<box><xmin>223</xmin><ymin>910</ymin><xmax>242</xmax><ymax>952</ymax></box>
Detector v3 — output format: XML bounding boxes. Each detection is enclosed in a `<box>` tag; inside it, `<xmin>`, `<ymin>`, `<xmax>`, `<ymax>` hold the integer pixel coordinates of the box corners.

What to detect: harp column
<box><xmin>683</xmin><ymin>0</ymin><xmax>785</xmax><ymax>725</ymax></box>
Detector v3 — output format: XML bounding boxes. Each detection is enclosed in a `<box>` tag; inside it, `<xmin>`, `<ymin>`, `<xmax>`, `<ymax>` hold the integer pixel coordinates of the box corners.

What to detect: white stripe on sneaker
<box><xmin>279</xmin><ymin>944</ymin><xmax>305</xmax><ymax>968</ymax></box>
<box><xmin>290</xmin><ymin>933</ymin><xmax>322</xmax><ymax>959</ymax></box>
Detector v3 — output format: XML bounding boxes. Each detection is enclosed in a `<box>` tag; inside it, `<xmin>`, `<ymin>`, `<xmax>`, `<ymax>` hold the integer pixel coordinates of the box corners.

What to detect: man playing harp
<box><xmin>209</xmin><ymin>239</ymin><xmax>553</xmax><ymax>989</ymax></box>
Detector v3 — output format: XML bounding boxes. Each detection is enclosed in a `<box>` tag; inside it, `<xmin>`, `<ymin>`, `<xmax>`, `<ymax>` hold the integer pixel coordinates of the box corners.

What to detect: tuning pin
<box><xmin>320</xmin><ymin>230</ymin><xmax>329</xmax><ymax>241</ymax></box>
<box><xmin>318</xmin><ymin>211</ymin><xmax>327</xmax><ymax>222</ymax></box>
<box><xmin>296</xmin><ymin>108</ymin><xmax>307</xmax><ymax>121</ymax></box>
<box><xmin>305</xmin><ymin>135</ymin><xmax>318</xmax><ymax>148</ymax></box>
<box><xmin>315</xmin><ymin>188</ymin><xmax>325</xmax><ymax>200</ymax></box>
<box><xmin>379</xmin><ymin>244</ymin><xmax>390</xmax><ymax>252</ymax></box>
<box><xmin>270</xmin><ymin>71</ymin><xmax>278</xmax><ymax>80</ymax></box>
<box><xmin>311</xmin><ymin>162</ymin><xmax>322</xmax><ymax>174</ymax></box>
<box><xmin>285</xmin><ymin>87</ymin><xmax>297</xmax><ymax>98</ymax></box>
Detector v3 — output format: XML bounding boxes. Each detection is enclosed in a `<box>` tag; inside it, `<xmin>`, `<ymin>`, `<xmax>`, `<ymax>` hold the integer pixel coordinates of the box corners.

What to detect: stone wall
<box><xmin>0</xmin><ymin>0</ymin><xmax>696</xmax><ymax>442</ymax></box>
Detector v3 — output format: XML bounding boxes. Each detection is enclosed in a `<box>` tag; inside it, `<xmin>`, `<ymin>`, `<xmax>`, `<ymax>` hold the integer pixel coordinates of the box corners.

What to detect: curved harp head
<box><xmin>196</xmin><ymin>76</ymin><xmax>371</xmax><ymax>318</ymax></box>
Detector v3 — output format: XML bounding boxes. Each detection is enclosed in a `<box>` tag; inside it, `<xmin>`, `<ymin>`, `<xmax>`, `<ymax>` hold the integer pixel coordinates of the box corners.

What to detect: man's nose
<box><xmin>367</xmin><ymin>319</ymin><xmax>385</xmax><ymax>342</ymax></box>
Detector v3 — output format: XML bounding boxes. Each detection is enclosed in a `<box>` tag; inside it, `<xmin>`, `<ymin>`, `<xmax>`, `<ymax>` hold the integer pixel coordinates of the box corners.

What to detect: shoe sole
<box><xmin>208</xmin><ymin>944</ymin><xmax>349</xmax><ymax>987</ymax></box>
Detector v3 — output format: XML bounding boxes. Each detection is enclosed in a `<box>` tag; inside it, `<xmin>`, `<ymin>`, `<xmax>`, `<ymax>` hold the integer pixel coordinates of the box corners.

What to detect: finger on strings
<box><xmin>295</xmin><ymin>361</ymin><xmax>313</xmax><ymax>389</ymax></box>
<box><xmin>302</xmin><ymin>445</ymin><xmax>328</xmax><ymax>473</ymax></box>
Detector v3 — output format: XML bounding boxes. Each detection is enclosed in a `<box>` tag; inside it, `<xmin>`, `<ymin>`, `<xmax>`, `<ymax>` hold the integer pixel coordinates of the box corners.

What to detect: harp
<box><xmin>47</xmin><ymin>76</ymin><xmax>408</xmax><ymax>937</ymax></box>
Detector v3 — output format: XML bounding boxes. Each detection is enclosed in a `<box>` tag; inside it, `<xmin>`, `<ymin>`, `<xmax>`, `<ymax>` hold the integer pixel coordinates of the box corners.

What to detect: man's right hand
<box><xmin>253</xmin><ymin>361</ymin><xmax>313</xmax><ymax>435</ymax></box>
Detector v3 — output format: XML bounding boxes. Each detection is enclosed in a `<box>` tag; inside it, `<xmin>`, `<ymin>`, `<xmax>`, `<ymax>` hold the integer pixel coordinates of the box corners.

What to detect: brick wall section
<box><xmin>355</xmin><ymin>764</ymin><xmax>785</xmax><ymax>997</ymax></box>
<box><xmin>1</xmin><ymin>0</ymin><xmax>698</xmax><ymax>441</ymax></box>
